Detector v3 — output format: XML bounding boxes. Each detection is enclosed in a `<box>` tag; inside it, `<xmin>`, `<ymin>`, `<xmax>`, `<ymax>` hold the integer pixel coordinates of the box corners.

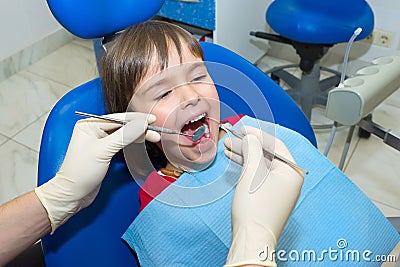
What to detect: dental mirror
<box><xmin>192</xmin><ymin>125</ymin><xmax>206</xmax><ymax>141</ymax></box>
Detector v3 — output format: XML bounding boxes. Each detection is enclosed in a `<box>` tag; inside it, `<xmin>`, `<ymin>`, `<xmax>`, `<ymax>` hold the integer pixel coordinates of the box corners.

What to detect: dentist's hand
<box><xmin>224</xmin><ymin>126</ymin><xmax>304</xmax><ymax>267</ymax></box>
<box><xmin>35</xmin><ymin>112</ymin><xmax>160</xmax><ymax>233</ymax></box>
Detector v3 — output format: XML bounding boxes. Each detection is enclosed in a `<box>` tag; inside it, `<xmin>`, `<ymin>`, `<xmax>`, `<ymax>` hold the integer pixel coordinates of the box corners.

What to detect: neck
<box><xmin>161</xmin><ymin>162</ymin><xmax>184</xmax><ymax>179</ymax></box>
<box><xmin>165</xmin><ymin>162</ymin><xmax>182</xmax><ymax>173</ymax></box>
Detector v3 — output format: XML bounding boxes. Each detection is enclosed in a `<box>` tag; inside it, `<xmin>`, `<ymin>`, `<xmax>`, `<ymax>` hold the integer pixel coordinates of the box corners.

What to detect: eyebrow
<box><xmin>141</xmin><ymin>78</ymin><xmax>168</xmax><ymax>97</ymax></box>
<box><xmin>142</xmin><ymin>62</ymin><xmax>206</xmax><ymax>96</ymax></box>
<box><xmin>188</xmin><ymin>61</ymin><xmax>205</xmax><ymax>72</ymax></box>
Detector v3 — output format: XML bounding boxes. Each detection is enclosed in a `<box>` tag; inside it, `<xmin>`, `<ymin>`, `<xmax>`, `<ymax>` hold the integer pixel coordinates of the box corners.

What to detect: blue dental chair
<box><xmin>37</xmin><ymin>1</ymin><xmax>316</xmax><ymax>267</ymax></box>
<box><xmin>251</xmin><ymin>0</ymin><xmax>374</xmax><ymax>120</ymax></box>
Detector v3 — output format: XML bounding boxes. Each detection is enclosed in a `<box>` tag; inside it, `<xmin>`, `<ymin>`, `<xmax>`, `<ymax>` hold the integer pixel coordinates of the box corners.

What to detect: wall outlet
<box><xmin>360</xmin><ymin>29</ymin><xmax>394</xmax><ymax>48</ymax></box>
<box><xmin>373</xmin><ymin>29</ymin><xmax>394</xmax><ymax>48</ymax></box>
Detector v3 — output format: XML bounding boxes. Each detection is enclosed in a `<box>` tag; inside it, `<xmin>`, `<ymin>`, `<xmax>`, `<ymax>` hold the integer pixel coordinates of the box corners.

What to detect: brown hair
<box><xmin>100</xmin><ymin>20</ymin><xmax>204</xmax><ymax>169</ymax></box>
<box><xmin>100</xmin><ymin>20</ymin><xmax>204</xmax><ymax>114</ymax></box>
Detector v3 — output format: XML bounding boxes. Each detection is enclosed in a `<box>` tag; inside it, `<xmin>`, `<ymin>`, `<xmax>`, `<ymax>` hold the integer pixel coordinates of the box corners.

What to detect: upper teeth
<box><xmin>187</xmin><ymin>113</ymin><xmax>206</xmax><ymax>125</ymax></box>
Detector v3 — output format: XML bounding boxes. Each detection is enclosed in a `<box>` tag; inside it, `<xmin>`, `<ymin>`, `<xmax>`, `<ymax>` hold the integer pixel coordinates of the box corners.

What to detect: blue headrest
<box><xmin>201</xmin><ymin>42</ymin><xmax>316</xmax><ymax>146</ymax></box>
<box><xmin>266</xmin><ymin>0</ymin><xmax>374</xmax><ymax>44</ymax></box>
<box><xmin>46</xmin><ymin>0</ymin><xmax>165</xmax><ymax>39</ymax></box>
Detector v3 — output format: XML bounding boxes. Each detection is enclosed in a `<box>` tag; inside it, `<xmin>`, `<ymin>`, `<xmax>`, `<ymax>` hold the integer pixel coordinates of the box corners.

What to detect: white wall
<box><xmin>331</xmin><ymin>0</ymin><xmax>400</xmax><ymax>64</ymax></box>
<box><xmin>367</xmin><ymin>0</ymin><xmax>400</xmax><ymax>37</ymax></box>
<box><xmin>0</xmin><ymin>0</ymin><xmax>60</xmax><ymax>61</ymax></box>
<box><xmin>215</xmin><ymin>0</ymin><xmax>270</xmax><ymax>63</ymax></box>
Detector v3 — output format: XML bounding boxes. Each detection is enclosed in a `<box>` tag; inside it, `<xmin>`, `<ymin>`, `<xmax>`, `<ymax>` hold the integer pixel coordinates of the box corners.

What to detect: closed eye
<box><xmin>157</xmin><ymin>90</ymin><xmax>172</xmax><ymax>100</ymax></box>
<box><xmin>191</xmin><ymin>74</ymin><xmax>208</xmax><ymax>82</ymax></box>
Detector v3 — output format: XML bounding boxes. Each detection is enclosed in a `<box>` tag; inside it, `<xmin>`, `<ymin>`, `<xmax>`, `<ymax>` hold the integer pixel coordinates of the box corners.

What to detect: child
<box><xmin>100</xmin><ymin>20</ymin><xmax>302</xmax><ymax>267</ymax></box>
<box><xmin>101</xmin><ymin>20</ymin><xmax>245</xmax><ymax>210</ymax></box>
<box><xmin>99</xmin><ymin>20</ymin><xmax>398</xmax><ymax>267</ymax></box>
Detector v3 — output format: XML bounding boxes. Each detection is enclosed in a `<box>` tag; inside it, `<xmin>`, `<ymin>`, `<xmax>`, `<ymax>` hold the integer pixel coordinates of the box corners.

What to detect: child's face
<box><xmin>130</xmin><ymin>43</ymin><xmax>220</xmax><ymax>170</ymax></box>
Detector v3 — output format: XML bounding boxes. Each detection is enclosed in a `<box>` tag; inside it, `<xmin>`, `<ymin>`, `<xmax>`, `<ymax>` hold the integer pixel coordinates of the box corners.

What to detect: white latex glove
<box><xmin>35</xmin><ymin>112</ymin><xmax>160</xmax><ymax>233</ymax></box>
<box><xmin>224</xmin><ymin>126</ymin><xmax>304</xmax><ymax>267</ymax></box>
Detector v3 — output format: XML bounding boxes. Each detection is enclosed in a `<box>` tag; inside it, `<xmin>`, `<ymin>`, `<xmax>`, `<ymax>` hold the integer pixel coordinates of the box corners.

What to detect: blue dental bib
<box><xmin>123</xmin><ymin>116</ymin><xmax>399</xmax><ymax>266</ymax></box>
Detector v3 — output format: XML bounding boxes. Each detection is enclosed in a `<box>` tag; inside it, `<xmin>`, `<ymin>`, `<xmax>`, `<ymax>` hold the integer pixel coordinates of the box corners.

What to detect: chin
<box><xmin>183</xmin><ymin>133</ymin><xmax>219</xmax><ymax>171</ymax></box>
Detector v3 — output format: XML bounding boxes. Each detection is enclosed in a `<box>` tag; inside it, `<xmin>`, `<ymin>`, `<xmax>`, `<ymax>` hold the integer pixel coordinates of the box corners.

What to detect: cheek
<box><xmin>203</xmin><ymin>85</ymin><xmax>219</xmax><ymax>102</ymax></box>
<box><xmin>132</xmin><ymin>98</ymin><xmax>170</xmax><ymax>127</ymax></box>
<box><xmin>130</xmin><ymin>95</ymin><xmax>155</xmax><ymax>114</ymax></box>
<box><xmin>150</xmin><ymin>103</ymin><xmax>176</xmax><ymax>127</ymax></box>
<box><xmin>204</xmin><ymin>85</ymin><xmax>220</xmax><ymax>114</ymax></box>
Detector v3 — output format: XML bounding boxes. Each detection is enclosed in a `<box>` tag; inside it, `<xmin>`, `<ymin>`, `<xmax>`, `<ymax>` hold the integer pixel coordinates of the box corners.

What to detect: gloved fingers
<box><xmin>224</xmin><ymin>136</ymin><xmax>272</xmax><ymax>166</ymax></box>
<box><xmin>105</xmin><ymin>112</ymin><xmax>160</xmax><ymax>143</ymax></box>
<box><xmin>74</xmin><ymin>118</ymin><xmax>122</xmax><ymax>138</ymax></box>
<box><xmin>224</xmin><ymin>137</ymin><xmax>244</xmax><ymax>165</ymax></box>
<box><xmin>240</xmin><ymin>126</ymin><xmax>295</xmax><ymax>162</ymax></box>
<box><xmin>224</xmin><ymin>147</ymin><xmax>272</xmax><ymax>171</ymax></box>
<box><xmin>102</xmin><ymin>117</ymin><xmax>150</xmax><ymax>154</ymax></box>
<box><xmin>145</xmin><ymin>130</ymin><xmax>161</xmax><ymax>143</ymax></box>
<box><xmin>240</xmin><ymin>126</ymin><xmax>275</xmax><ymax>152</ymax></box>
<box><xmin>244</xmin><ymin>129</ymin><xmax>303</xmax><ymax>183</ymax></box>
<box><xmin>241</xmin><ymin>134</ymin><xmax>271</xmax><ymax>193</ymax></box>
<box><xmin>241</xmin><ymin>126</ymin><xmax>302</xmax><ymax>179</ymax></box>
<box><xmin>74</xmin><ymin>112</ymin><xmax>157</xmax><ymax>138</ymax></box>
<box><xmin>102</xmin><ymin>112</ymin><xmax>156</xmax><ymax>124</ymax></box>
<box><xmin>223</xmin><ymin>137</ymin><xmax>242</xmax><ymax>155</ymax></box>
<box><xmin>242</xmin><ymin>134</ymin><xmax>271</xmax><ymax>194</ymax></box>
<box><xmin>224</xmin><ymin>149</ymin><xmax>243</xmax><ymax>165</ymax></box>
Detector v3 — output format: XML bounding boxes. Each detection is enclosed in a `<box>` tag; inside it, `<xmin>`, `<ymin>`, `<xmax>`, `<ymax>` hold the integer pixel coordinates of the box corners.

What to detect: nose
<box><xmin>179</xmin><ymin>83</ymin><xmax>200</xmax><ymax>109</ymax></box>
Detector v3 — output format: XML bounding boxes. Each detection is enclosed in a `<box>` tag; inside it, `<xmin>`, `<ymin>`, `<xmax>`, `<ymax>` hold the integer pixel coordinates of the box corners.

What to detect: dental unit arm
<box><xmin>325</xmin><ymin>55</ymin><xmax>400</xmax><ymax>168</ymax></box>
<box><xmin>326</xmin><ymin>56</ymin><xmax>400</xmax><ymax>127</ymax></box>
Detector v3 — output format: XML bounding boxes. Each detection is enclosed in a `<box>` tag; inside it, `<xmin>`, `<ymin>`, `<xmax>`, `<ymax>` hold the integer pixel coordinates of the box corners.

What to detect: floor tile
<box><xmin>0</xmin><ymin>29</ymin><xmax>74</xmax><ymax>83</ymax></box>
<box><xmin>384</xmin><ymin>88</ymin><xmax>400</xmax><ymax>109</ymax></box>
<box><xmin>373</xmin><ymin>200</ymin><xmax>400</xmax><ymax>218</ymax></box>
<box><xmin>316</xmin><ymin>129</ymin><xmax>359</xmax><ymax>168</ymax></box>
<box><xmin>256</xmin><ymin>55</ymin><xmax>293</xmax><ymax>71</ymax></box>
<box><xmin>345</xmin><ymin>132</ymin><xmax>400</xmax><ymax>210</ymax></box>
<box><xmin>0</xmin><ymin>71</ymin><xmax>70</xmax><ymax>137</ymax></box>
<box><xmin>72</xmin><ymin>38</ymin><xmax>95</xmax><ymax>50</ymax></box>
<box><xmin>0</xmin><ymin>139</ymin><xmax>38</xmax><ymax>205</ymax></box>
<box><xmin>27</xmin><ymin>42</ymin><xmax>98</xmax><ymax>88</ymax></box>
<box><xmin>13</xmin><ymin>113</ymin><xmax>49</xmax><ymax>152</ymax></box>
<box><xmin>0</xmin><ymin>134</ymin><xmax>8</xmax><ymax>146</ymax></box>
<box><xmin>344</xmin><ymin>96</ymin><xmax>400</xmax><ymax>211</ymax></box>
<box><xmin>370</xmin><ymin>101</ymin><xmax>400</xmax><ymax>132</ymax></box>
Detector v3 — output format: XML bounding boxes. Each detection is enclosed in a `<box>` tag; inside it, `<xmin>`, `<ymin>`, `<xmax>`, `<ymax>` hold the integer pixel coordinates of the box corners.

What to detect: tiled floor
<box><xmin>0</xmin><ymin>39</ymin><xmax>399</xmax><ymax>219</ymax></box>
<box><xmin>0</xmin><ymin>39</ymin><xmax>98</xmax><ymax>205</ymax></box>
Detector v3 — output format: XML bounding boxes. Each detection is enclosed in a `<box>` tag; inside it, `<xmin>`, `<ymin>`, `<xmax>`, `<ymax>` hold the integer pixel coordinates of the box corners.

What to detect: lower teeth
<box><xmin>204</xmin><ymin>124</ymin><xmax>210</xmax><ymax>138</ymax></box>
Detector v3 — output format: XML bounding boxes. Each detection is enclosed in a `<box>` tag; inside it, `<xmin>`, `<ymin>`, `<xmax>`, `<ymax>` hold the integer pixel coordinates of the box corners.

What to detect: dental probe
<box><xmin>75</xmin><ymin>111</ymin><xmax>195</xmax><ymax>137</ymax></box>
<box><xmin>217</xmin><ymin>123</ymin><xmax>309</xmax><ymax>176</ymax></box>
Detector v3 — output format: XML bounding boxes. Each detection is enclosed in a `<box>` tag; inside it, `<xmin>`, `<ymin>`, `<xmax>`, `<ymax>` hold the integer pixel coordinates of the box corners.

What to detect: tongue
<box><xmin>182</xmin><ymin>120</ymin><xmax>204</xmax><ymax>135</ymax></box>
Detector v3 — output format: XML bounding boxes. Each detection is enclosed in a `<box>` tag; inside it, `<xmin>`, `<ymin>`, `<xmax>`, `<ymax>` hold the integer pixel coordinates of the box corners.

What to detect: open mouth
<box><xmin>181</xmin><ymin>113</ymin><xmax>211</xmax><ymax>142</ymax></box>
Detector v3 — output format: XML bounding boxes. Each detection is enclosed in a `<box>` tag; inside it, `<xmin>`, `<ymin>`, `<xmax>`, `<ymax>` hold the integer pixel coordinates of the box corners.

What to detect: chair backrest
<box><xmin>266</xmin><ymin>0</ymin><xmax>374</xmax><ymax>44</ymax></box>
<box><xmin>46</xmin><ymin>0</ymin><xmax>165</xmax><ymax>38</ymax></box>
<box><xmin>37</xmin><ymin>41</ymin><xmax>316</xmax><ymax>266</ymax></box>
<box><xmin>201</xmin><ymin>42</ymin><xmax>315</xmax><ymax>143</ymax></box>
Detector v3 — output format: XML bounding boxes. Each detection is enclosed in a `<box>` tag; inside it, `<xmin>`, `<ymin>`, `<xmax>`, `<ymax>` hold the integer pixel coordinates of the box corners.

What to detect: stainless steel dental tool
<box><xmin>75</xmin><ymin>111</ymin><xmax>196</xmax><ymax>138</ymax></box>
<box><xmin>219</xmin><ymin>122</ymin><xmax>309</xmax><ymax>176</ymax></box>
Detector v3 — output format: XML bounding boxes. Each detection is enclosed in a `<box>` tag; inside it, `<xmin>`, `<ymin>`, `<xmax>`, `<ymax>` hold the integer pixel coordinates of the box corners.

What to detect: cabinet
<box><xmin>157</xmin><ymin>0</ymin><xmax>269</xmax><ymax>63</ymax></box>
